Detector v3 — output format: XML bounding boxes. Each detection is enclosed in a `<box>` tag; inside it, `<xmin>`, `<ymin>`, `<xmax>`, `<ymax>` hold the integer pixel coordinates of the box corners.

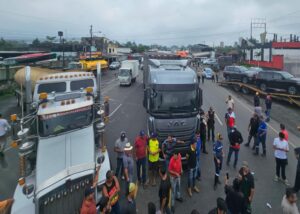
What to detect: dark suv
<box><xmin>256</xmin><ymin>70</ymin><xmax>300</xmax><ymax>95</ymax></box>
<box><xmin>223</xmin><ymin>66</ymin><xmax>258</xmax><ymax>83</ymax></box>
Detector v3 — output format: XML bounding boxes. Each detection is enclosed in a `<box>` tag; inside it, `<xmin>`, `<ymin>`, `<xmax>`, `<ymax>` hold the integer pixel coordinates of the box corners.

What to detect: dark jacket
<box><xmin>265</xmin><ymin>97</ymin><xmax>272</xmax><ymax>109</ymax></box>
<box><xmin>225</xmin><ymin>185</ymin><xmax>247</xmax><ymax>214</ymax></box>
<box><xmin>254</xmin><ymin>95</ymin><xmax>260</xmax><ymax>107</ymax></box>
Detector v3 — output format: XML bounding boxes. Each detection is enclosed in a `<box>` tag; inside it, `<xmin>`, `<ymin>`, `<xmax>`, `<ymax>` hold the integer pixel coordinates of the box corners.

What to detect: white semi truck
<box><xmin>118</xmin><ymin>60</ymin><xmax>139</xmax><ymax>86</ymax></box>
<box><xmin>11</xmin><ymin>65</ymin><xmax>110</xmax><ymax>214</ymax></box>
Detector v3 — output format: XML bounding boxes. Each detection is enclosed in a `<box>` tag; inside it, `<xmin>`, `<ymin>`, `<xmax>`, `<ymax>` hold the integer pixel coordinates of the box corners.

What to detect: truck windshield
<box><xmin>38</xmin><ymin>106</ymin><xmax>93</xmax><ymax>137</ymax></box>
<box><xmin>119</xmin><ymin>69</ymin><xmax>130</xmax><ymax>76</ymax></box>
<box><xmin>151</xmin><ymin>90</ymin><xmax>197</xmax><ymax>113</ymax></box>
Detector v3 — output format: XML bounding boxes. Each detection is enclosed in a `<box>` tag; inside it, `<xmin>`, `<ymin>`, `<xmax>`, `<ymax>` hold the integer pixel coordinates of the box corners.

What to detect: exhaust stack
<box><xmin>96</xmin><ymin>63</ymin><xmax>101</xmax><ymax>103</ymax></box>
<box><xmin>25</xmin><ymin>66</ymin><xmax>32</xmax><ymax>115</ymax></box>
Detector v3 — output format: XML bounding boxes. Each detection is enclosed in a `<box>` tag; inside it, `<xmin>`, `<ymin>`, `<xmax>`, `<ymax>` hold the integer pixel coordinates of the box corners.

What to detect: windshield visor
<box><xmin>38</xmin><ymin>106</ymin><xmax>93</xmax><ymax>137</ymax></box>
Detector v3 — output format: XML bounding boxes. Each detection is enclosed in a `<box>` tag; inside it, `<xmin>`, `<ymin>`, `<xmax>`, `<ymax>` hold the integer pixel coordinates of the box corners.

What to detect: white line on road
<box><xmin>109</xmin><ymin>104</ymin><xmax>122</xmax><ymax>117</ymax></box>
<box><xmin>231</xmin><ymin>94</ymin><xmax>297</xmax><ymax>148</ymax></box>
<box><xmin>215</xmin><ymin>113</ymin><xmax>223</xmax><ymax>126</ymax></box>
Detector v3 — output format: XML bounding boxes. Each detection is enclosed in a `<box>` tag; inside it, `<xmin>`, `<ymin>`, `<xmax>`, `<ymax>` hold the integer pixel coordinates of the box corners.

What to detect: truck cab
<box><xmin>11</xmin><ymin>71</ymin><xmax>110</xmax><ymax>214</ymax></box>
<box><xmin>118</xmin><ymin>60</ymin><xmax>139</xmax><ymax>86</ymax></box>
<box><xmin>143</xmin><ymin>54</ymin><xmax>202</xmax><ymax>162</ymax></box>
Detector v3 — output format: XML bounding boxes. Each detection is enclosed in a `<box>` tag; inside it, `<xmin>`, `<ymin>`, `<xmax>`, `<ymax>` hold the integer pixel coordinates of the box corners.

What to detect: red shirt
<box><xmin>80</xmin><ymin>198</ymin><xmax>96</xmax><ymax>214</ymax></box>
<box><xmin>134</xmin><ymin>135</ymin><xmax>148</xmax><ymax>159</ymax></box>
<box><xmin>169</xmin><ymin>154</ymin><xmax>182</xmax><ymax>176</ymax></box>
<box><xmin>281</xmin><ymin>129</ymin><xmax>289</xmax><ymax>141</ymax></box>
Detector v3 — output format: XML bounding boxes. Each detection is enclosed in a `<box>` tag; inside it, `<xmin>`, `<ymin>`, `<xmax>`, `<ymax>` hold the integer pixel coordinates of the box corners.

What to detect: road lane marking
<box><xmin>109</xmin><ymin>104</ymin><xmax>122</xmax><ymax>117</ymax></box>
<box><xmin>215</xmin><ymin>113</ymin><xmax>223</xmax><ymax>126</ymax></box>
<box><xmin>230</xmin><ymin>94</ymin><xmax>297</xmax><ymax>148</ymax></box>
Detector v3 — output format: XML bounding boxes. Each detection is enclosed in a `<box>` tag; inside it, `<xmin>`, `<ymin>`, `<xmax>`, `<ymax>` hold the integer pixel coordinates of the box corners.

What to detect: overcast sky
<box><xmin>0</xmin><ymin>0</ymin><xmax>300</xmax><ymax>46</ymax></box>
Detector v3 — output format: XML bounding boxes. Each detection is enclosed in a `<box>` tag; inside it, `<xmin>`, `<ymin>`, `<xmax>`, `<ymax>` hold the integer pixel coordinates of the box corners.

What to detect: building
<box><xmin>220</xmin><ymin>42</ymin><xmax>224</xmax><ymax>48</ymax></box>
<box><xmin>116</xmin><ymin>47</ymin><xmax>132</xmax><ymax>54</ymax></box>
<box><xmin>243</xmin><ymin>37</ymin><xmax>300</xmax><ymax>76</ymax></box>
<box><xmin>81</xmin><ymin>36</ymin><xmax>110</xmax><ymax>54</ymax></box>
<box><xmin>107</xmin><ymin>43</ymin><xmax>118</xmax><ymax>54</ymax></box>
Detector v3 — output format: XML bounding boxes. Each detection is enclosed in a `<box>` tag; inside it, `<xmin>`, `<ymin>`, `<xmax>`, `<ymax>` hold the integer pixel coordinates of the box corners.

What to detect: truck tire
<box><xmin>288</xmin><ymin>86</ymin><xmax>297</xmax><ymax>95</ymax></box>
<box><xmin>260</xmin><ymin>83</ymin><xmax>267</xmax><ymax>91</ymax></box>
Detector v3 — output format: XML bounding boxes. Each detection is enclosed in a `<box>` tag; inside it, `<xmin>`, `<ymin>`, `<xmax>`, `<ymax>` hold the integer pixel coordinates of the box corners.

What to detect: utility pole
<box><xmin>58</xmin><ymin>31</ymin><xmax>64</xmax><ymax>67</ymax></box>
<box><xmin>90</xmin><ymin>25</ymin><xmax>93</xmax><ymax>59</ymax></box>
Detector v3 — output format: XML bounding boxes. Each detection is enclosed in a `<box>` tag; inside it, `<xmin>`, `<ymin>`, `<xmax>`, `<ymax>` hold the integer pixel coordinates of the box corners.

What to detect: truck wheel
<box><xmin>242</xmin><ymin>77</ymin><xmax>248</xmax><ymax>84</ymax></box>
<box><xmin>260</xmin><ymin>83</ymin><xmax>267</xmax><ymax>91</ymax></box>
<box><xmin>288</xmin><ymin>86</ymin><xmax>297</xmax><ymax>95</ymax></box>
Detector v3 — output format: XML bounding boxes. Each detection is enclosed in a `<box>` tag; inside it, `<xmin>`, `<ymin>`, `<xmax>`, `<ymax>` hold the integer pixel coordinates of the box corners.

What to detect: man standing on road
<box><xmin>253</xmin><ymin>92</ymin><xmax>260</xmax><ymax>107</ymax></box>
<box><xmin>224</xmin><ymin>177</ymin><xmax>246</xmax><ymax>214</ymax></box>
<box><xmin>195</xmin><ymin>131</ymin><xmax>202</xmax><ymax>180</ymax></box>
<box><xmin>280</xmin><ymin>124</ymin><xmax>289</xmax><ymax>142</ymax></box>
<box><xmin>186</xmin><ymin>140</ymin><xmax>200</xmax><ymax>197</ymax></box>
<box><xmin>168</xmin><ymin>151</ymin><xmax>183</xmax><ymax>207</ymax></box>
<box><xmin>213</xmin><ymin>133</ymin><xmax>224</xmax><ymax>190</ymax></box>
<box><xmin>208</xmin><ymin>197</ymin><xmax>228</xmax><ymax>214</ymax></box>
<box><xmin>159</xmin><ymin>167</ymin><xmax>172</xmax><ymax>214</ymax></box>
<box><xmin>281</xmin><ymin>188</ymin><xmax>299</xmax><ymax>214</ymax></box>
<box><xmin>265</xmin><ymin>93</ymin><xmax>272</xmax><ymax>122</ymax></box>
<box><xmin>239</xmin><ymin>162</ymin><xmax>255</xmax><ymax>214</ymax></box>
<box><xmin>134</xmin><ymin>130</ymin><xmax>148</xmax><ymax>187</ymax></box>
<box><xmin>225</xmin><ymin>107</ymin><xmax>236</xmax><ymax>138</ymax></box>
<box><xmin>147</xmin><ymin>133</ymin><xmax>160</xmax><ymax>186</ymax></box>
<box><xmin>245</xmin><ymin>113</ymin><xmax>259</xmax><ymax>150</ymax></box>
<box><xmin>273</xmin><ymin>132</ymin><xmax>289</xmax><ymax>185</ymax></box>
<box><xmin>123</xmin><ymin>142</ymin><xmax>135</xmax><ymax>193</ymax></box>
<box><xmin>207</xmin><ymin>107</ymin><xmax>215</xmax><ymax>142</ymax></box>
<box><xmin>293</xmin><ymin>147</ymin><xmax>300</xmax><ymax>193</ymax></box>
<box><xmin>200</xmin><ymin>114</ymin><xmax>208</xmax><ymax>154</ymax></box>
<box><xmin>0</xmin><ymin>113</ymin><xmax>11</xmax><ymax>156</ymax></box>
<box><xmin>114</xmin><ymin>131</ymin><xmax>128</xmax><ymax>179</ymax></box>
<box><xmin>215</xmin><ymin>72</ymin><xmax>219</xmax><ymax>83</ymax></box>
<box><xmin>227</xmin><ymin>126</ymin><xmax>243</xmax><ymax>169</ymax></box>
<box><xmin>162</xmin><ymin>135</ymin><xmax>185</xmax><ymax>168</ymax></box>
<box><xmin>225</xmin><ymin>95</ymin><xmax>235</xmax><ymax>110</ymax></box>
<box><xmin>254</xmin><ymin>116</ymin><xmax>267</xmax><ymax>157</ymax></box>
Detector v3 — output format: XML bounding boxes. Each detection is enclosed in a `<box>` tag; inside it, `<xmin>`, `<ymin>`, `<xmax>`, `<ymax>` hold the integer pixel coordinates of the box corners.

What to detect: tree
<box><xmin>46</xmin><ymin>36</ymin><xmax>56</xmax><ymax>42</ymax></box>
<box><xmin>32</xmin><ymin>38</ymin><xmax>41</xmax><ymax>47</ymax></box>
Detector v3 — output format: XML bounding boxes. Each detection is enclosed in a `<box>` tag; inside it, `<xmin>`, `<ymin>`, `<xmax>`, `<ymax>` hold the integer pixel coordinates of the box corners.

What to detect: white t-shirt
<box><xmin>226</xmin><ymin>99</ymin><xmax>234</xmax><ymax>109</ymax></box>
<box><xmin>0</xmin><ymin>118</ymin><xmax>10</xmax><ymax>137</ymax></box>
<box><xmin>282</xmin><ymin>195</ymin><xmax>300</xmax><ymax>214</ymax></box>
<box><xmin>273</xmin><ymin>137</ymin><xmax>289</xmax><ymax>159</ymax></box>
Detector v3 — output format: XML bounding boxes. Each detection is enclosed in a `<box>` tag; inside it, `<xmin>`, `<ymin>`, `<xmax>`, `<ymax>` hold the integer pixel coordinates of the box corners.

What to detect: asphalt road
<box><xmin>1</xmin><ymin>69</ymin><xmax>300</xmax><ymax>214</ymax></box>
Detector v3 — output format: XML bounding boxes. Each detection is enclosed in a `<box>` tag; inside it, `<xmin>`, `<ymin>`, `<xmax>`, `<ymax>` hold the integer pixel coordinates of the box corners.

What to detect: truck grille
<box><xmin>38</xmin><ymin>174</ymin><xmax>93</xmax><ymax>214</ymax></box>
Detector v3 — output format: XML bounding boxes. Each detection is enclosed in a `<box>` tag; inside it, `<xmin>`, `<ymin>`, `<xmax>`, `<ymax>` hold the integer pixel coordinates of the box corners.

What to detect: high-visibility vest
<box><xmin>148</xmin><ymin>138</ymin><xmax>159</xmax><ymax>162</ymax></box>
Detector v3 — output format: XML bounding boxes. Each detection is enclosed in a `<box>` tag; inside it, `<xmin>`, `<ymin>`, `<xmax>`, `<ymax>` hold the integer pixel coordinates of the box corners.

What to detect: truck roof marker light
<box><xmin>10</xmin><ymin>114</ymin><xmax>17</xmax><ymax>121</ymax></box>
<box><xmin>45</xmin><ymin>77</ymin><xmax>49</xmax><ymax>80</ymax></box>
<box><xmin>39</xmin><ymin>93</ymin><xmax>48</xmax><ymax>100</ymax></box>
<box><xmin>79</xmin><ymin>74</ymin><xmax>82</xmax><ymax>77</ymax></box>
<box><xmin>40</xmin><ymin>77</ymin><xmax>43</xmax><ymax>80</ymax></box>
<box><xmin>55</xmin><ymin>76</ymin><xmax>58</xmax><ymax>79</ymax></box>
<box><xmin>74</xmin><ymin>74</ymin><xmax>78</xmax><ymax>77</ymax></box>
<box><xmin>70</xmin><ymin>75</ymin><xmax>73</xmax><ymax>78</ymax></box>
<box><xmin>18</xmin><ymin>177</ymin><xmax>25</xmax><ymax>186</ymax></box>
<box><xmin>50</xmin><ymin>76</ymin><xmax>53</xmax><ymax>79</ymax></box>
<box><xmin>60</xmin><ymin>75</ymin><xmax>63</xmax><ymax>78</ymax></box>
<box><xmin>71</xmin><ymin>99</ymin><xmax>75</xmax><ymax>104</ymax></box>
<box><xmin>11</xmin><ymin>140</ymin><xmax>18</xmax><ymax>148</ymax></box>
<box><xmin>41</xmin><ymin>103</ymin><xmax>47</xmax><ymax>109</ymax></box>
<box><xmin>61</xmin><ymin>101</ymin><xmax>65</xmax><ymax>106</ymax></box>
<box><xmin>64</xmin><ymin>75</ymin><xmax>68</xmax><ymax>78</ymax></box>
<box><xmin>66</xmin><ymin>100</ymin><xmax>71</xmax><ymax>105</ymax></box>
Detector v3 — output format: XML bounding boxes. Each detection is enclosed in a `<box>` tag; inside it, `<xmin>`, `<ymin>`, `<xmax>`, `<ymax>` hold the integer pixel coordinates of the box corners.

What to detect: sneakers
<box><xmin>245</xmin><ymin>143</ymin><xmax>250</xmax><ymax>147</ymax></box>
<box><xmin>193</xmin><ymin>186</ymin><xmax>200</xmax><ymax>193</ymax></box>
<box><xmin>274</xmin><ymin>176</ymin><xmax>279</xmax><ymax>182</ymax></box>
<box><xmin>188</xmin><ymin>188</ymin><xmax>192</xmax><ymax>197</ymax></box>
<box><xmin>284</xmin><ymin>179</ymin><xmax>290</xmax><ymax>186</ymax></box>
<box><xmin>176</xmin><ymin>197</ymin><xmax>183</xmax><ymax>202</ymax></box>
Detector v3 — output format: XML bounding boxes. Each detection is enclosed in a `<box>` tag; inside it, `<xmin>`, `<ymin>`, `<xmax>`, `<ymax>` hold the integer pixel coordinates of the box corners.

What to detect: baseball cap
<box><xmin>120</xmin><ymin>131</ymin><xmax>126</xmax><ymax>138</ymax></box>
<box><xmin>151</xmin><ymin>132</ymin><xmax>157</xmax><ymax>138</ymax></box>
<box><xmin>128</xmin><ymin>183</ymin><xmax>136</xmax><ymax>193</ymax></box>
<box><xmin>242</xmin><ymin>161</ymin><xmax>249</xmax><ymax>168</ymax></box>
<box><xmin>140</xmin><ymin>130</ymin><xmax>145</xmax><ymax>136</ymax></box>
<box><xmin>217</xmin><ymin>133</ymin><xmax>223</xmax><ymax>140</ymax></box>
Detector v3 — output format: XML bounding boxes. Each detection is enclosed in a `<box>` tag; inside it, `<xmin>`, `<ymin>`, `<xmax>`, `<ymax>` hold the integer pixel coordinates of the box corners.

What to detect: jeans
<box><xmin>196</xmin><ymin>157</ymin><xmax>201</xmax><ymax>179</ymax></box>
<box><xmin>207</xmin><ymin>125</ymin><xmax>215</xmax><ymax>141</ymax></box>
<box><xmin>227</xmin><ymin>147</ymin><xmax>239</xmax><ymax>168</ymax></box>
<box><xmin>265</xmin><ymin>108</ymin><xmax>271</xmax><ymax>121</ymax></box>
<box><xmin>188</xmin><ymin>167</ymin><xmax>197</xmax><ymax>188</ymax></box>
<box><xmin>214</xmin><ymin>157</ymin><xmax>223</xmax><ymax>176</ymax></box>
<box><xmin>247</xmin><ymin>133</ymin><xmax>257</xmax><ymax>146</ymax></box>
<box><xmin>255</xmin><ymin>135</ymin><xmax>266</xmax><ymax>154</ymax></box>
<box><xmin>136</xmin><ymin>157</ymin><xmax>147</xmax><ymax>184</ymax></box>
<box><xmin>294</xmin><ymin>170</ymin><xmax>300</xmax><ymax>192</ymax></box>
<box><xmin>201</xmin><ymin>135</ymin><xmax>206</xmax><ymax>152</ymax></box>
<box><xmin>170</xmin><ymin>176</ymin><xmax>181</xmax><ymax>207</ymax></box>
<box><xmin>227</xmin><ymin>126</ymin><xmax>232</xmax><ymax>139</ymax></box>
<box><xmin>276</xmin><ymin>158</ymin><xmax>287</xmax><ymax>180</ymax></box>
<box><xmin>110</xmin><ymin>201</ymin><xmax>121</xmax><ymax>214</ymax></box>
<box><xmin>115</xmin><ymin>157</ymin><xmax>124</xmax><ymax>178</ymax></box>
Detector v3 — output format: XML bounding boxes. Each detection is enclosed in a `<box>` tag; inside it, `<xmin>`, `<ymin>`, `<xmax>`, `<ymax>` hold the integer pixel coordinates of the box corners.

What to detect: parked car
<box><xmin>203</xmin><ymin>67</ymin><xmax>213</xmax><ymax>79</ymax></box>
<box><xmin>256</xmin><ymin>70</ymin><xmax>300</xmax><ymax>95</ymax></box>
<box><xmin>109</xmin><ymin>61</ymin><xmax>120</xmax><ymax>69</ymax></box>
<box><xmin>223</xmin><ymin>65</ymin><xmax>257</xmax><ymax>83</ymax></box>
<box><xmin>249</xmin><ymin>66</ymin><xmax>263</xmax><ymax>73</ymax></box>
<box><xmin>203</xmin><ymin>58</ymin><xmax>217</xmax><ymax>65</ymax></box>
